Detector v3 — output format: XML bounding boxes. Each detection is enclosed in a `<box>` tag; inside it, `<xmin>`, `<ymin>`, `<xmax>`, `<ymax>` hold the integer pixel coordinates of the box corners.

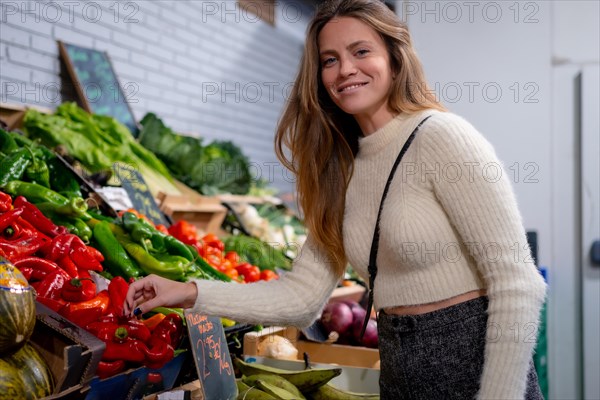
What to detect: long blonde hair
<box><xmin>275</xmin><ymin>0</ymin><xmax>445</xmax><ymax>277</ymax></box>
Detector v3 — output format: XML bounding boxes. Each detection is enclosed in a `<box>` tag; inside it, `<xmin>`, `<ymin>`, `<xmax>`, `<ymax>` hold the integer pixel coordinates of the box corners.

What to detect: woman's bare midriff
<box><xmin>383</xmin><ymin>289</ymin><xmax>487</xmax><ymax>316</ymax></box>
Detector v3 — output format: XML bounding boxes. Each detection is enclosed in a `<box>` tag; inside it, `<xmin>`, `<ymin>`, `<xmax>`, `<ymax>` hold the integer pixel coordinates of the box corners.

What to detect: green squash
<box><xmin>5</xmin><ymin>343</ymin><xmax>54</xmax><ymax>399</ymax></box>
<box><xmin>0</xmin><ymin>259</ymin><xmax>36</xmax><ymax>356</ymax></box>
<box><xmin>0</xmin><ymin>358</ymin><xmax>27</xmax><ymax>400</ymax></box>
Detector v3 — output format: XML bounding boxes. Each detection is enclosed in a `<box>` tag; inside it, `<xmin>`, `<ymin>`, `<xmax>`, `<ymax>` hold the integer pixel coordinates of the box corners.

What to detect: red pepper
<box><xmin>44</xmin><ymin>234</ymin><xmax>76</xmax><ymax>261</ymax></box>
<box><xmin>13</xmin><ymin>196</ymin><xmax>66</xmax><ymax>238</ymax></box>
<box><xmin>124</xmin><ymin>319</ymin><xmax>151</xmax><ymax>342</ymax></box>
<box><xmin>107</xmin><ymin>276</ymin><xmax>129</xmax><ymax>317</ymax></box>
<box><xmin>65</xmin><ymin>290</ymin><xmax>110</xmax><ymax>314</ymax></box>
<box><xmin>0</xmin><ymin>237</ymin><xmax>43</xmax><ymax>262</ymax></box>
<box><xmin>144</xmin><ymin>336</ymin><xmax>174</xmax><ymax>370</ymax></box>
<box><xmin>61</xmin><ymin>306</ymin><xmax>103</xmax><ymax>328</ymax></box>
<box><xmin>146</xmin><ymin>372</ymin><xmax>163</xmax><ymax>384</ymax></box>
<box><xmin>85</xmin><ymin>321</ymin><xmax>119</xmax><ymax>337</ymax></box>
<box><xmin>96</xmin><ymin>360</ymin><xmax>126</xmax><ymax>380</ymax></box>
<box><xmin>57</xmin><ymin>254</ymin><xmax>78</xmax><ymax>278</ymax></box>
<box><xmin>162</xmin><ymin>313</ymin><xmax>184</xmax><ymax>348</ymax></box>
<box><xmin>151</xmin><ymin>314</ymin><xmax>183</xmax><ymax>348</ymax></box>
<box><xmin>37</xmin><ymin>296</ymin><xmax>67</xmax><ymax>313</ymax></box>
<box><xmin>102</xmin><ymin>327</ymin><xmax>148</xmax><ymax>363</ymax></box>
<box><xmin>70</xmin><ymin>236</ymin><xmax>102</xmax><ymax>272</ymax></box>
<box><xmin>61</xmin><ymin>277</ymin><xmax>96</xmax><ymax>302</ymax></box>
<box><xmin>86</xmin><ymin>246</ymin><xmax>104</xmax><ymax>263</ymax></box>
<box><xmin>0</xmin><ymin>207</ymin><xmax>24</xmax><ymax>231</ymax></box>
<box><xmin>35</xmin><ymin>270</ymin><xmax>67</xmax><ymax>299</ymax></box>
<box><xmin>14</xmin><ymin>257</ymin><xmax>69</xmax><ymax>279</ymax></box>
<box><xmin>19</xmin><ymin>266</ymin><xmax>33</xmax><ymax>281</ymax></box>
<box><xmin>0</xmin><ymin>191</ymin><xmax>12</xmax><ymax>212</ymax></box>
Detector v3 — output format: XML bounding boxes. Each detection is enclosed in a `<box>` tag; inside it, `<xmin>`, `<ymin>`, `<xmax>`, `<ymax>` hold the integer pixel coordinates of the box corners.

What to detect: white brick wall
<box><xmin>0</xmin><ymin>0</ymin><xmax>313</xmax><ymax>193</ymax></box>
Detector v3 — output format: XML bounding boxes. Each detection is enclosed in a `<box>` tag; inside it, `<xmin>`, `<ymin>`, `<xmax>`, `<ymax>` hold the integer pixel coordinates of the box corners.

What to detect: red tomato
<box><xmin>224</xmin><ymin>251</ymin><xmax>240</xmax><ymax>265</ymax></box>
<box><xmin>205</xmin><ymin>254</ymin><xmax>223</xmax><ymax>270</ymax></box>
<box><xmin>224</xmin><ymin>268</ymin><xmax>239</xmax><ymax>281</ymax></box>
<box><xmin>154</xmin><ymin>224</ymin><xmax>169</xmax><ymax>235</ymax></box>
<box><xmin>169</xmin><ymin>221</ymin><xmax>199</xmax><ymax>245</ymax></box>
<box><xmin>202</xmin><ymin>233</ymin><xmax>225</xmax><ymax>251</ymax></box>
<box><xmin>237</xmin><ymin>263</ymin><xmax>260</xmax><ymax>283</ymax></box>
<box><xmin>260</xmin><ymin>270</ymin><xmax>278</xmax><ymax>281</ymax></box>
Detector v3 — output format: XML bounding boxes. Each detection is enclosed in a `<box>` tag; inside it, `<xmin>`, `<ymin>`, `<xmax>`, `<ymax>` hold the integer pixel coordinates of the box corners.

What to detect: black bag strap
<box><xmin>360</xmin><ymin>115</ymin><xmax>432</xmax><ymax>339</ymax></box>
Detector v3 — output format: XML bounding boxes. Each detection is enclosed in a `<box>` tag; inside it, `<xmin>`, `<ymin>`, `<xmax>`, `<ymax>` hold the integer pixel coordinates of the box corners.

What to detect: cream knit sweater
<box><xmin>192</xmin><ymin>110</ymin><xmax>547</xmax><ymax>399</ymax></box>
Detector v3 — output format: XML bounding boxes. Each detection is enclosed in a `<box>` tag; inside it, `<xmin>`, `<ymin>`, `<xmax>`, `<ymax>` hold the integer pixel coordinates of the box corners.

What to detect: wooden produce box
<box><xmin>243</xmin><ymin>325</ymin><xmax>380</xmax><ymax>370</ymax></box>
<box><xmin>157</xmin><ymin>181</ymin><xmax>227</xmax><ymax>234</ymax></box>
<box><xmin>0</xmin><ymin>102</ymin><xmax>53</xmax><ymax>130</ymax></box>
<box><xmin>31</xmin><ymin>302</ymin><xmax>105</xmax><ymax>398</ymax></box>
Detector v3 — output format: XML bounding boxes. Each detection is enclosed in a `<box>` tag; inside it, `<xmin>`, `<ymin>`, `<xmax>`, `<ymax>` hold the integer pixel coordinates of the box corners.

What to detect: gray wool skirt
<box><xmin>377</xmin><ymin>297</ymin><xmax>543</xmax><ymax>399</ymax></box>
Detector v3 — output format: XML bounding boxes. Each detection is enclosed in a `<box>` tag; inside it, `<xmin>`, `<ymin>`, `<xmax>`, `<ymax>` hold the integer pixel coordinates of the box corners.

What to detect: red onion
<box><xmin>320</xmin><ymin>302</ymin><xmax>354</xmax><ymax>335</ymax></box>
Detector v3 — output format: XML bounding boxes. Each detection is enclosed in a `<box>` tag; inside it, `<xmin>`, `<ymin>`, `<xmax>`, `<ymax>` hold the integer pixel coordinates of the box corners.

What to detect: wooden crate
<box><xmin>0</xmin><ymin>102</ymin><xmax>53</xmax><ymax>130</ymax></box>
<box><xmin>157</xmin><ymin>181</ymin><xmax>227</xmax><ymax>234</ymax></box>
<box><xmin>243</xmin><ymin>325</ymin><xmax>380</xmax><ymax>370</ymax></box>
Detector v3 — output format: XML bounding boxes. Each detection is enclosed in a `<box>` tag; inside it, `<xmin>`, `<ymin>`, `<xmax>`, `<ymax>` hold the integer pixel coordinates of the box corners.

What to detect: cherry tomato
<box><xmin>260</xmin><ymin>270</ymin><xmax>278</xmax><ymax>281</ymax></box>
<box><xmin>154</xmin><ymin>224</ymin><xmax>169</xmax><ymax>234</ymax></box>
<box><xmin>202</xmin><ymin>233</ymin><xmax>225</xmax><ymax>251</ymax></box>
<box><xmin>224</xmin><ymin>268</ymin><xmax>239</xmax><ymax>281</ymax></box>
<box><xmin>224</xmin><ymin>251</ymin><xmax>240</xmax><ymax>265</ymax></box>
<box><xmin>169</xmin><ymin>221</ymin><xmax>199</xmax><ymax>245</ymax></box>
<box><xmin>205</xmin><ymin>254</ymin><xmax>223</xmax><ymax>270</ymax></box>
<box><xmin>237</xmin><ymin>263</ymin><xmax>260</xmax><ymax>283</ymax></box>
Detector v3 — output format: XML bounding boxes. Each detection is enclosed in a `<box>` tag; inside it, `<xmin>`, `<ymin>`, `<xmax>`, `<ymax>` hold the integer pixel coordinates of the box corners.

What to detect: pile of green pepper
<box><xmin>0</xmin><ymin>129</ymin><xmax>92</xmax><ymax>240</ymax></box>
<box><xmin>88</xmin><ymin>212</ymin><xmax>231</xmax><ymax>283</ymax></box>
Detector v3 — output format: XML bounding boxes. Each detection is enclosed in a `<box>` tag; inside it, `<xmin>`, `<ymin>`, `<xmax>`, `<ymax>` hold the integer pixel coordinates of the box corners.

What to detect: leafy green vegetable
<box><xmin>223</xmin><ymin>234</ymin><xmax>292</xmax><ymax>271</ymax></box>
<box><xmin>138</xmin><ymin>113</ymin><xmax>253</xmax><ymax>195</ymax></box>
<box><xmin>23</xmin><ymin>103</ymin><xmax>180</xmax><ymax>196</ymax></box>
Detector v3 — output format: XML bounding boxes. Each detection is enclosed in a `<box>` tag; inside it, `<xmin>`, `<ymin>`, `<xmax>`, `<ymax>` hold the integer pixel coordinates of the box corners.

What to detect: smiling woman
<box><xmin>125</xmin><ymin>1</ymin><xmax>547</xmax><ymax>399</ymax></box>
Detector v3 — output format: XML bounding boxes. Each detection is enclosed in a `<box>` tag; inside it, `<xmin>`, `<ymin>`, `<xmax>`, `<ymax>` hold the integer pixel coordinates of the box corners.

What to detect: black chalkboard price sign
<box><xmin>58</xmin><ymin>41</ymin><xmax>139</xmax><ymax>135</ymax></box>
<box><xmin>184</xmin><ymin>310</ymin><xmax>238</xmax><ymax>400</ymax></box>
<box><xmin>112</xmin><ymin>162</ymin><xmax>169</xmax><ymax>226</ymax></box>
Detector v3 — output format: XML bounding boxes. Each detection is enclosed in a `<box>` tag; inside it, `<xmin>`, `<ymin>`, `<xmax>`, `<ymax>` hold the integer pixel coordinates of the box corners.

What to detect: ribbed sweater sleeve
<box><xmin>419</xmin><ymin>113</ymin><xmax>547</xmax><ymax>399</ymax></box>
<box><xmin>190</xmin><ymin>235</ymin><xmax>339</xmax><ymax>328</ymax></box>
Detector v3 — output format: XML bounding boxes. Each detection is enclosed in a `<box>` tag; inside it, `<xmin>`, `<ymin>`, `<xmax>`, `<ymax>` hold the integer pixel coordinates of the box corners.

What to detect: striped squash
<box><xmin>5</xmin><ymin>343</ymin><xmax>54</xmax><ymax>399</ymax></box>
<box><xmin>0</xmin><ymin>358</ymin><xmax>27</xmax><ymax>400</ymax></box>
<box><xmin>0</xmin><ymin>260</ymin><xmax>36</xmax><ymax>356</ymax></box>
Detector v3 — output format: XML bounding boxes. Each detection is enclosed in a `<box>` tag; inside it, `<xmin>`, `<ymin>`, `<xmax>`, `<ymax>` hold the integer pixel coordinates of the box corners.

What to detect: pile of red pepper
<box><xmin>1</xmin><ymin>192</ymin><xmax>183</xmax><ymax>379</ymax></box>
<box><xmin>168</xmin><ymin>220</ymin><xmax>278</xmax><ymax>283</ymax></box>
<box><xmin>0</xmin><ymin>192</ymin><xmax>105</xmax><ymax>316</ymax></box>
<box><xmin>85</xmin><ymin>286</ymin><xmax>184</xmax><ymax>379</ymax></box>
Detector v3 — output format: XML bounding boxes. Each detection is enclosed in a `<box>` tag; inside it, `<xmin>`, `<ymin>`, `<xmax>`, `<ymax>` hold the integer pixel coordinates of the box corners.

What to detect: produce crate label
<box><xmin>184</xmin><ymin>310</ymin><xmax>237</xmax><ymax>400</ymax></box>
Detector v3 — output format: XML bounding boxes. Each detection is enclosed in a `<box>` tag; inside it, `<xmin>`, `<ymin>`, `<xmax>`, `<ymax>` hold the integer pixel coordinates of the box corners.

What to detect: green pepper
<box><xmin>24</xmin><ymin>152</ymin><xmax>51</xmax><ymax>188</ymax></box>
<box><xmin>149</xmin><ymin>233</ymin><xmax>166</xmax><ymax>253</ymax></box>
<box><xmin>35</xmin><ymin>197</ymin><xmax>88</xmax><ymax>218</ymax></box>
<box><xmin>92</xmin><ymin>221</ymin><xmax>142</xmax><ymax>280</ymax></box>
<box><xmin>0</xmin><ymin>149</ymin><xmax>32</xmax><ymax>187</ymax></box>
<box><xmin>164</xmin><ymin>235</ymin><xmax>194</xmax><ymax>261</ymax></box>
<box><xmin>46</xmin><ymin>157</ymin><xmax>82</xmax><ymax>198</ymax></box>
<box><xmin>71</xmin><ymin>218</ymin><xmax>92</xmax><ymax>242</ymax></box>
<box><xmin>0</xmin><ymin>128</ymin><xmax>19</xmax><ymax>154</ymax></box>
<box><xmin>3</xmin><ymin>180</ymin><xmax>68</xmax><ymax>204</ymax></box>
<box><xmin>117</xmin><ymin>235</ymin><xmax>187</xmax><ymax>281</ymax></box>
<box><xmin>87</xmin><ymin>209</ymin><xmax>114</xmax><ymax>222</ymax></box>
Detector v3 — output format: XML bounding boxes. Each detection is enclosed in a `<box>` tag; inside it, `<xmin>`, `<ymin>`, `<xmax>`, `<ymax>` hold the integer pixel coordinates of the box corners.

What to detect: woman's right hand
<box><xmin>124</xmin><ymin>274</ymin><xmax>198</xmax><ymax>317</ymax></box>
